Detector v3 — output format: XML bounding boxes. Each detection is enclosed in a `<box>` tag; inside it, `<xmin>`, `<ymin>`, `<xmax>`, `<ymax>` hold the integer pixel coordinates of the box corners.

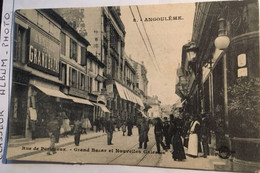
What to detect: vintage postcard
<box><xmin>3</xmin><ymin>0</ymin><xmax>260</xmax><ymax>172</ymax></box>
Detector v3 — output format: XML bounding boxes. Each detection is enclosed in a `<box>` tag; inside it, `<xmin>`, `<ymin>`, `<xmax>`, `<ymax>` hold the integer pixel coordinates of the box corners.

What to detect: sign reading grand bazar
<box><xmin>5</xmin><ymin>1</ymin><xmax>260</xmax><ymax>172</ymax></box>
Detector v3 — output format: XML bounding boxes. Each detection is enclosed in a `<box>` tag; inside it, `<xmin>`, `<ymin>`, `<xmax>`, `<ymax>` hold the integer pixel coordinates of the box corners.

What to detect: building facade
<box><xmin>82</xmin><ymin>7</ymin><xmax>144</xmax><ymax>123</ymax></box>
<box><xmin>147</xmin><ymin>96</ymin><xmax>161</xmax><ymax>119</ymax></box>
<box><xmin>130</xmin><ymin>59</ymin><xmax>149</xmax><ymax>107</ymax></box>
<box><xmin>176</xmin><ymin>1</ymin><xmax>259</xmax><ymax>171</ymax></box>
<box><xmin>11</xmin><ymin>9</ymin><xmax>95</xmax><ymax>141</ymax></box>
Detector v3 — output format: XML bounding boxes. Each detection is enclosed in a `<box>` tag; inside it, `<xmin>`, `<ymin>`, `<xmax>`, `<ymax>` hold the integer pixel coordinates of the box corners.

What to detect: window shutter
<box><xmin>85</xmin><ymin>76</ymin><xmax>89</xmax><ymax>92</ymax></box>
<box><xmin>59</xmin><ymin>62</ymin><xmax>62</xmax><ymax>81</ymax></box>
<box><xmin>81</xmin><ymin>47</ymin><xmax>86</xmax><ymax>65</ymax></box>
<box><xmin>69</xmin><ymin>67</ymin><xmax>72</xmax><ymax>86</ymax></box>
<box><xmin>75</xmin><ymin>43</ymin><xmax>78</xmax><ymax>62</ymax></box>
<box><xmin>78</xmin><ymin>71</ymin><xmax>81</xmax><ymax>89</ymax></box>
<box><xmin>14</xmin><ymin>24</ymin><xmax>18</xmax><ymax>61</ymax></box>
<box><xmin>70</xmin><ymin>38</ymin><xmax>73</xmax><ymax>59</ymax></box>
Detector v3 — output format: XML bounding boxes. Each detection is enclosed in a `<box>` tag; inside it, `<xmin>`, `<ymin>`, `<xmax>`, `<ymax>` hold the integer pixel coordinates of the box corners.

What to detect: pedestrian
<box><xmin>138</xmin><ymin>117</ymin><xmax>150</xmax><ymax>149</ymax></box>
<box><xmin>201</xmin><ymin>113</ymin><xmax>210</xmax><ymax>158</ymax></box>
<box><xmin>187</xmin><ymin>116</ymin><xmax>201</xmax><ymax>157</ymax></box>
<box><xmin>105</xmin><ymin>116</ymin><xmax>114</xmax><ymax>145</ymax></box>
<box><xmin>81</xmin><ymin>116</ymin><xmax>91</xmax><ymax>134</ymax></box>
<box><xmin>95</xmin><ymin>118</ymin><xmax>100</xmax><ymax>132</ymax></box>
<box><xmin>154</xmin><ymin>117</ymin><xmax>167</xmax><ymax>154</ymax></box>
<box><xmin>122</xmin><ymin>121</ymin><xmax>127</xmax><ymax>136</ymax></box>
<box><xmin>127</xmin><ymin>118</ymin><xmax>133</xmax><ymax>136</ymax></box>
<box><xmin>73</xmin><ymin>118</ymin><xmax>82</xmax><ymax>146</ymax></box>
<box><xmin>168</xmin><ymin>114</ymin><xmax>175</xmax><ymax>151</ymax></box>
<box><xmin>29</xmin><ymin>107</ymin><xmax>37</xmax><ymax>140</ymax></box>
<box><xmin>171</xmin><ymin>117</ymin><xmax>186</xmax><ymax>161</ymax></box>
<box><xmin>163</xmin><ymin>117</ymin><xmax>171</xmax><ymax>149</ymax></box>
<box><xmin>54</xmin><ymin>112</ymin><xmax>63</xmax><ymax>143</ymax></box>
<box><xmin>60</xmin><ymin>112</ymin><xmax>71</xmax><ymax>138</ymax></box>
<box><xmin>100</xmin><ymin>117</ymin><xmax>105</xmax><ymax>133</ymax></box>
<box><xmin>116</xmin><ymin>118</ymin><xmax>121</xmax><ymax>131</ymax></box>
<box><xmin>46</xmin><ymin>113</ymin><xmax>59</xmax><ymax>155</ymax></box>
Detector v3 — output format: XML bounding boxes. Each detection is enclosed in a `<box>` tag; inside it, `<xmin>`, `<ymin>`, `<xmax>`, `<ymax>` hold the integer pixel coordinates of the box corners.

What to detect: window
<box><xmin>70</xmin><ymin>38</ymin><xmax>77</xmax><ymax>61</ymax></box>
<box><xmin>80</xmin><ymin>73</ymin><xmax>85</xmax><ymax>90</ymax></box>
<box><xmin>237</xmin><ymin>54</ymin><xmax>248</xmax><ymax>77</ymax></box>
<box><xmin>60</xmin><ymin>32</ymin><xmax>66</xmax><ymax>56</ymax></box>
<box><xmin>71</xmin><ymin>68</ymin><xmax>77</xmax><ymax>88</ymax></box>
<box><xmin>89</xmin><ymin>77</ymin><xmax>93</xmax><ymax>93</ymax></box>
<box><xmin>59</xmin><ymin>63</ymin><xmax>67</xmax><ymax>84</ymax></box>
<box><xmin>81</xmin><ymin>47</ymin><xmax>86</xmax><ymax>66</ymax></box>
<box><xmin>37</xmin><ymin>12</ymin><xmax>44</xmax><ymax>28</ymax></box>
<box><xmin>97</xmin><ymin>81</ymin><xmax>100</xmax><ymax>92</ymax></box>
<box><xmin>14</xmin><ymin>24</ymin><xmax>28</xmax><ymax>63</ymax></box>
<box><xmin>89</xmin><ymin>59</ymin><xmax>93</xmax><ymax>71</ymax></box>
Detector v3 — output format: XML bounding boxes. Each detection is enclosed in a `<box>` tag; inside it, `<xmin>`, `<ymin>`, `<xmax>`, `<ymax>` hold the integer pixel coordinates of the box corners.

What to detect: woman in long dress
<box><xmin>187</xmin><ymin>117</ymin><xmax>201</xmax><ymax>157</ymax></box>
<box><xmin>171</xmin><ymin>117</ymin><xmax>186</xmax><ymax>161</ymax></box>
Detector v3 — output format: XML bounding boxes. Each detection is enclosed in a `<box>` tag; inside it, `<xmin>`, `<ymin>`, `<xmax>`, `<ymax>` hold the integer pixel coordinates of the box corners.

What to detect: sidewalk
<box><xmin>158</xmin><ymin>147</ymin><xmax>231</xmax><ymax>171</ymax></box>
<box><xmin>6</xmin><ymin>130</ymin><xmax>107</xmax><ymax>160</ymax></box>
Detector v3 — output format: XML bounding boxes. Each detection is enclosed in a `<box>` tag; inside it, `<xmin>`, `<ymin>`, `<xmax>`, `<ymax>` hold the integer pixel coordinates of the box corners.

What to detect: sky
<box><xmin>120</xmin><ymin>3</ymin><xmax>195</xmax><ymax>105</ymax></box>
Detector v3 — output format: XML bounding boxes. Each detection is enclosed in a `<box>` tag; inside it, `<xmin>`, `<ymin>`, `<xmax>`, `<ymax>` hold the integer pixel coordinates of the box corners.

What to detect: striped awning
<box><xmin>115</xmin><ymin>81</ymin><xmax>144</xmax><ymax>107</ymax></box>
<box><xmin>94</xmin><ymin>103</ymin><xmax>110</xmax><ymax>113</ymax></box>
<box><xmin>66</xmin><ymin>95</ymin><xmax>93</xmax><ymax>106</ymax></box>
<box><xmin>32</xmin><ymin>84</ymin><xmax>72</xmax><ymax>100</ymax></box>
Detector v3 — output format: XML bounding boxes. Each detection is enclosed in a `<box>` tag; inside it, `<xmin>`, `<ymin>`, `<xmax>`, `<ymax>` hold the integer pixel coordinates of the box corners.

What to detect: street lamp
<box><xmin>214</xmin><ymin>18</ymin><xmax>230</xmax><ymax>50</ymax></box>
<box><xmin>214</xmin><ymin>16</ymin><xmax>230</xmax><ymax>135</ymax></box>
<box><xmin>187</xmin><ymin>42</ymin><xmax>198</xmax><ymax>61</ymax></box>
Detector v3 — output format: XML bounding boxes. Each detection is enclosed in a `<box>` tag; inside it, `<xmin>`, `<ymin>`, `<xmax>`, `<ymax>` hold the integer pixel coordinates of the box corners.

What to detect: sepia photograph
<box><xmin>5</xmin><ymin>0</ymin><xmax>260</xmax><ymax>172</ymax></box>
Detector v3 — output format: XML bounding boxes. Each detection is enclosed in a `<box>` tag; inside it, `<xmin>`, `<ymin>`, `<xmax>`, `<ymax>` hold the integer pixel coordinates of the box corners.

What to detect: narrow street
<box><xmin>8</xmin><ymin>127</ymin><xmax>225</xmax><ymax>170</ymax></box>
<box><xmin>14</xmin><ymin>127</ymin><xmax>163</xmax><ymax>166</ymax></box>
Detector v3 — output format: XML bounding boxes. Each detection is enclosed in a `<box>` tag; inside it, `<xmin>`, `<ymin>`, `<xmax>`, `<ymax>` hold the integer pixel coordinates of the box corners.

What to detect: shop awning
<box><xmin>138</xmin><ymin>110</ymin><xmax>147</xmax><ymax>117</ymax></box>
<box><xmin>94</xmin><ymin>103</ymin><xmax>110</xmax><ymax>113</ymax></box>
<box><xmin>32</xmin><ymin>84</ymin><xmax>72</xmax><ymax>100</ymax></box>
<box><xmin>67</xmin><ymin>95</ymin><xmax>93</xmax><ymax>106</ymax></box>
<box><xmin>115</xmin><ymin>81</ymin><xmax>144</xmax><ymax>107</ymax></box>
<box><xmin>115</xmin><ymin>82</ymin><xmax>127</xmax><ymax>100</ymax></box>
<box><xmin>136</xmin><ymin>96</ymin><xmax>144</xmax><ymax>108</ymax></box>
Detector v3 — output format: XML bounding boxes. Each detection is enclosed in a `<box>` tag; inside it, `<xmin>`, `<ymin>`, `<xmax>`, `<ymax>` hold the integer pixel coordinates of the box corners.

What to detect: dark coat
<box><xmin>139</xmin><ymin>121</ymin><xmax>149</xmax><ymax>143</ymax></box>
<box><xmin>154</xmin><ymin>120</ymin><xmax>164</xmax><ymax>142</ymax></box>
<box><xmin>163</xmin><ymin>121</ymin><xmax>170</xmax><ymax>137</ymax></box>
<box><xmin>171</xmin><ymin>118</ymin><xmax>186</xmax><ymax>160</ymax></box>
<box><xmin>105</xmin><ymin>119</ymin><xmax>114</xmax><ymax>133</ymax></box>
<box><xmin>47</xmin><ymin>118</ymin><xmax>59</xmax><ymax>134</ymax></box>
<box><xmin>73</xmin><ymin>120</ymin><xmax>82</xmax><ymax>134</ymax></box>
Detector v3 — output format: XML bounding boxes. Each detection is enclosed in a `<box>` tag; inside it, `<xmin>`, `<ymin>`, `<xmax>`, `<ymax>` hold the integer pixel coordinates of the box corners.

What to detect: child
<box><xmin>122</xmin><ymin>121</ymin><xmax>126</xmax><ymax>136</ymax></box>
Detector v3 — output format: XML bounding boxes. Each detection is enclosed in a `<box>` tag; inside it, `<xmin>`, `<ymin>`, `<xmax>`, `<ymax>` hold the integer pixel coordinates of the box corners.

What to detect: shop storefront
<box><xmin>10</xmin><ymin>69</ymin><xmax>30</xmax><ymax>138</ymax></box>
<box><xmin>114</xmin><ymin>81</ymin><xmax>144</xmax><ymax>124</ymax></box>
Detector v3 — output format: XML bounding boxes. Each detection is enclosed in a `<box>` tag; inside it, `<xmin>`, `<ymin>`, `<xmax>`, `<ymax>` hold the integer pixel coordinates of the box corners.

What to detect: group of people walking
<box><xmin>46</xmin><ymin>111</ymin><xmax>93</xmax><ymax>155</ymax></box>
<box><xmin>161</xmin><ymin>113</ymin><xmax>210</xmax><ymax>161</ymax></box>
<box><xmin>136</xmin><ymin>112</ymin><xmax>210</xmax><ymax>162</ymax></box>
<box><xmin>46</xmin><ymin>110</ymin><xmax>210</xmax><ymax>161</ymax></box>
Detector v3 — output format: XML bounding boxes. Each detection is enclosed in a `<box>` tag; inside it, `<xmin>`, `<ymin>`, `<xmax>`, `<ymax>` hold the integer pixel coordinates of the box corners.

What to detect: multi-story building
<box><xmin>129</xmin><ymin>59</ymin><xmax>149</xmax><ymax>105</ymax></box>
<box><xmin>147</xmin><ymin>96</ymin><xmax>161</xmax><ymax>119</ymax></box>
<box><xmin>11</xmin><ymin>9</ymin><xmax>95</xmax><ymax>141</ymax></box>
<box><xmin>82</xmin><ymin>7</ymin><xmax>144</xmax><ymax>122</ymax></box>
<box><xmin>177</xmin><ymin>1</ymin><xmax>259</xmax><ymax>171</ymax></box>
<box><xmin>85</xmin><ymin>50</ymin><xmax>109</xmax><ymax>121</ymax></box>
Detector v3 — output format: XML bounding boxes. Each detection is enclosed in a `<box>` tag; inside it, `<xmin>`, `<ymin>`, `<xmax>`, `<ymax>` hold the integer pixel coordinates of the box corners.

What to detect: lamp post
<box><xmin>214</xmin><ymin>17</ymin><xmax>230</xmax><ymax>134</ymax></box>
<box><xmin>186</xmin><ymin>42</ymin><xmax>199</xmax><ymax>115</ymax></box>
<box><xmin>214</xmin><ymin>18</ymin><xmax>230</xmax><ymax>50</ymax></box>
